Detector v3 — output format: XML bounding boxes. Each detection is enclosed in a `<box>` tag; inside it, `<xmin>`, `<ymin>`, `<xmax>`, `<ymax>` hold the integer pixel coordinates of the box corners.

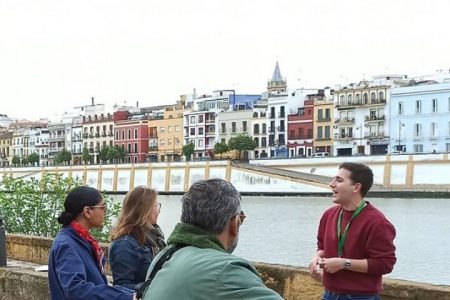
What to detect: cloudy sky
<box><xmin>1</xmin><ymin>0</ymin><xmax>449</xmax><ymax>120</ymax></box>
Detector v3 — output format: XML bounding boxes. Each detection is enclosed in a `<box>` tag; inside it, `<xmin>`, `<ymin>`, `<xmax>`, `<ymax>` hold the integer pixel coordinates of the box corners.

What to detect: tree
<box><xmin>182</xmin><ymin>143</ymin><xmax>195</xmax><ymax>161</ymax></box>
<box><xmin>21</xmin><ymin>157</ymin><xmax>29</xmax><ymax>167</ymax></box>
<box><xmin>27</xmin><ymin>152</ymin><xmax>40</xmax><ymax>167</ymax></box>
<box><xmin>12</xmin><ymin>155</ymin><xmax>20</xmax><ymax>167</ymax></box>
<box><xmin>99</xmin><ymin>146</ymin><xmax>110</xmax><ymax>164</ymax></box>
<box><xmin>82</xmin><ymin>148</ymin><xmax>92</xmax><ymax>164</ymax></box>
<box><xmin>55</xmin><ymin>149</ymin><xmax>72</xmax><ymax>165</ymax></box>
<box><xmin>228</xmin><ymin>134</ymin><xmax>256</xmax><ymax>160</ymax></box>
<box><xmin>213</xmin><ymin>141</ymin><xmax>229</xmax><ymax>155</ymax></box>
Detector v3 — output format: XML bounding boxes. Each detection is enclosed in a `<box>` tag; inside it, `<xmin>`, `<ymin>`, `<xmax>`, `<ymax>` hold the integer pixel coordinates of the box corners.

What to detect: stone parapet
<box><xmin>4</xmin><ymin>234</ymin><xmax>450</xmax><ymax>299</ymax></box>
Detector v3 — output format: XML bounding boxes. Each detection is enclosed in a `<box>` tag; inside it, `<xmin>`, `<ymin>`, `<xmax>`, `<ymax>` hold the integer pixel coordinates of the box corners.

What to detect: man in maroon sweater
<box><xmin>309</xmin><ymin>162</ymin><xmax>396</xmax><ymax>300</ymax></box>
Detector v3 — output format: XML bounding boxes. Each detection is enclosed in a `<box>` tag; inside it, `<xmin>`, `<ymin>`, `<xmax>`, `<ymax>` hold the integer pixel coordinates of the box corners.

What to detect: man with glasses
<box><xmin>141</xmin><ymin>178</ymin><xmax>282</xmax><ymax>300</ymax></box>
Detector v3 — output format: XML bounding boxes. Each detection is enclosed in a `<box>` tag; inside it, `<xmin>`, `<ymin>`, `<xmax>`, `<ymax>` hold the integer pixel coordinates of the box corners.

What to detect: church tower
<box><xmin>267</xmin><ymin>62</ymin><xmax>287</xmax><ymax>94</ymax></box>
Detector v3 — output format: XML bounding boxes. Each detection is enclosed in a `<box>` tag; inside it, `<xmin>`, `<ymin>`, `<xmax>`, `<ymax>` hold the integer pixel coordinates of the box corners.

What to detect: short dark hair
<box><xmin>339</xmin><ymin>162</ymin><xmax>373</xmax><ymax>197</ymax></box>
<box><xmin>180</xmin><ymin>179</ymin><xmax>241</xmax><ymax>235</ymax></box>
<box><xmin>57</xmin><ymin>186</ymin><xmax>103</xmax><ymax>226</ymax></box>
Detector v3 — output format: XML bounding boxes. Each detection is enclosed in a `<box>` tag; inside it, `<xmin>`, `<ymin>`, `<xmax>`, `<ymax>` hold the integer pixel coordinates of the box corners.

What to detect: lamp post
<box><xmin>398</xmin><ymin>121</ymin><xmax>405</xmax><ymax>154</ymax></box>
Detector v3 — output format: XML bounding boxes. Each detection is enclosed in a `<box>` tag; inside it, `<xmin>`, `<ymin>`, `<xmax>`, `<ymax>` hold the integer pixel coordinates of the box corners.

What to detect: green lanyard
<box><xmin>337</xmin><ymin>201</ymin><xmax>366</xmax><ymax>257</ymax></box>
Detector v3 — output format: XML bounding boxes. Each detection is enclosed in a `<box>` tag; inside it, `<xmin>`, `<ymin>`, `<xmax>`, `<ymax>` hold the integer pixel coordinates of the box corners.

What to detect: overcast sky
<box><xmin>1</xmin><ymin>0</ymin><xmax>450</xmax><ymax>120</ymax></box>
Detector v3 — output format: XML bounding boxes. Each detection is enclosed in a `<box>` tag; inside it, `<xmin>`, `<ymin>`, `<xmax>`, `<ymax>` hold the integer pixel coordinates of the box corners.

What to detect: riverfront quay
<box><xmin>1</xmin><ymin>153</ymin><xmax>450</xmax><ymax>196</ymax></box>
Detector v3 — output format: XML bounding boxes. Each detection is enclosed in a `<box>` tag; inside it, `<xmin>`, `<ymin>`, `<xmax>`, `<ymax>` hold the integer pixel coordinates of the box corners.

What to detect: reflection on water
<box><xmin>110</xmin><ymin>195</ymin><xmax>450</xmax><ymax>285</ymax></box>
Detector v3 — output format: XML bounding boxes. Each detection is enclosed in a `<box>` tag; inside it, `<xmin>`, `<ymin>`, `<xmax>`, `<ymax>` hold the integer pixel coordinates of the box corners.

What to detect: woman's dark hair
<box><xmin>57</xmin><ymin>186</ymin><xmax>103</xmax><ymax>226</ymax></box>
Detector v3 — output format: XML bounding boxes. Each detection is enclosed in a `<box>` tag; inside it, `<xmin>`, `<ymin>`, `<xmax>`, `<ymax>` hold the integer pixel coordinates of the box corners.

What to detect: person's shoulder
<box><xmin>364</xmin><ymin>202</ymin><xmax>395</xmax><ymax>226</ymax></box>
<box><xmin>322</xmin><ymin>204</ymin><xmax>341</xmax><ymax>215</ymax></box>
<box><xmin>111</xmin><ymin>235</ymin><xmax>140</xmax><ymax>249</ymax></box>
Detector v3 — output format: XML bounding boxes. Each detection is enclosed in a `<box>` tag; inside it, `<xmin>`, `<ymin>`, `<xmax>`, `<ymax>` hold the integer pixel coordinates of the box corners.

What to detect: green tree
<box><xmin>21</xmin><ymin>157</ymin><xmax>29</xmax><ymax>166</ymax></box>
<box><xmin>12</xmin><ymin>155</ymin><xmax>20</xmax><ymax>167</ymax></box>
<box><xmin>107</xmin><ymin>145</ymin><xmax>125</xmax><ymax>163</ymax></box>
<box><xmin>98</xmin><ymin>146</ymin><xmax>110</xmax><ymax>164</ymax></box>
<box><xmin>213</xmin><ymin>141</ymin><xmax>229</xmax><ymax>155</ymax></box>
<box><xmin>0</xmin><ymin>173</ymin><xmax>120</xmax><ymax>242</ymax></box>
<box><xmin>228</xmin><ymin>134</ymin><xmax>256</xmax><ymax>160</ymax></box>
<box><xmin>27</xmin><ymin>152</ymin><xmax>40</xmax><ymax>167</ymax></box>
<box><xmin>82</xmin><ymin>148</ymin><xmax>92</xmax><ymax>164</ymax></box>
<box><xmin>182</xmin><ymin>143</ymin><xmax>195</xmax><ymax>161</ymax></box>
<box><xmin>55</xmin><ymin>149</ymin><xmax>72</xmax><ymax>165</ymax></box>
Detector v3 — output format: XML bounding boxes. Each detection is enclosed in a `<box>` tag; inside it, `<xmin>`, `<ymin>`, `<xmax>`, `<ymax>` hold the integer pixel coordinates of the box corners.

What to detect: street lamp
<box><xmin>398</xmin><ymin>121</ymin><xmax>405</xmax><ymax>154</ymax></box>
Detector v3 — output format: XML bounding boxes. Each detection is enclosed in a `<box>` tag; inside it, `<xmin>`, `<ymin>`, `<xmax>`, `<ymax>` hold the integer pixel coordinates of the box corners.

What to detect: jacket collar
<box><xmin>167</xmin><ymin>223</ymin><xmax>226</xmax><ymax>253</ymax></box>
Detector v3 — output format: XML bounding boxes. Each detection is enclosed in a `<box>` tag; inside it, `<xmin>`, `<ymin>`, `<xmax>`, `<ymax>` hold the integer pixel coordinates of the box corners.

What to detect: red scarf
<box><xmin>70</xmin><ymin>221</ymin><xmax>105</xmax><ymax>275</ymax></box>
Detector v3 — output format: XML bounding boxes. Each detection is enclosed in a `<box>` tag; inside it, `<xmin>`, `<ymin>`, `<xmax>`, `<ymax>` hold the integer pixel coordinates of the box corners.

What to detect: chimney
<box><xmin>91</xmin><ymin>97</ymin><xmax>95</xmax><ymax>106</ymax></box>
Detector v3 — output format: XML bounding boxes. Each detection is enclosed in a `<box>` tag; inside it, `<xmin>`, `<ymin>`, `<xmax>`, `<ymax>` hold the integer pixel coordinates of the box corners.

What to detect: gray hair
<box><xmin>181</xmin><ymin>179</ymin><xmax>241</xmax><ymax>235</ymax></box>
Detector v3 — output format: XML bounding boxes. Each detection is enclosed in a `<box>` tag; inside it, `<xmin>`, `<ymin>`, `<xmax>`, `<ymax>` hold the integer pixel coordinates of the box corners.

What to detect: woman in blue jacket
<box><xmin>48</xmin><ymin>186</ymin><xmax>135</xmax><ymax>300</ymax></box>
<box><xmin>109</xmin><ymin>186</ymin><xmax>166</xmax><ymax>291</ymax></box>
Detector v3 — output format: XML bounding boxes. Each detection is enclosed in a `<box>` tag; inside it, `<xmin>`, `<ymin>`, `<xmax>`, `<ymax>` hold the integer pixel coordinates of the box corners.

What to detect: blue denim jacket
<box><xmin>109</xmin><ymin>235</ymin><xmax>154</xmax><ymax>291</ymax></box>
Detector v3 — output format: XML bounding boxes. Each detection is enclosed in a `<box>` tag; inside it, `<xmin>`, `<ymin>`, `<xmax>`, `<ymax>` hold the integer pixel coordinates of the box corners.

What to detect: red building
<box><xmin>114</xmin><ymin>111</ymin><xmax>149</xmax><ymax>163</ymax></box>
<box><xmin>287</xmin><ymin>99</ymin><xmax>314</xmax><ymax>157</ymax></box>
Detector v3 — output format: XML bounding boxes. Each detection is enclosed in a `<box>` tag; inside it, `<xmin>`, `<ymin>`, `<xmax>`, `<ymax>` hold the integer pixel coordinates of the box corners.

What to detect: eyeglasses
<box><xmin>153</xmin><ymin>202</ymin><xmax>162</xmax><ymax>210</ymax></box>
<box><xmin>238</xmin><ymin>210</ymin><xmax>246</xmax><ymax>225</ymax></box>
<box><xmin>89</xmin><ymin>205</ymin><xmax>107</xmax><ymax>212</ymax></box>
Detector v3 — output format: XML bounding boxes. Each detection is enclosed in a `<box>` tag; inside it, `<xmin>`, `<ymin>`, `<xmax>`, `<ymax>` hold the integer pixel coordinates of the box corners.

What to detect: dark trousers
<box><xmin>322</xmin><ymin>290</ymin><xmax>380</xmax><ymax>300</ymax></box>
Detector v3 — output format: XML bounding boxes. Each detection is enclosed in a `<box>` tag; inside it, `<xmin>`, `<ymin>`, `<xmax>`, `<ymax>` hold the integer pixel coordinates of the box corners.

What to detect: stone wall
<box><xmin>3</xmin><ymin>234</ymin><xmax>450</xmax><ymax>300</ymax></box>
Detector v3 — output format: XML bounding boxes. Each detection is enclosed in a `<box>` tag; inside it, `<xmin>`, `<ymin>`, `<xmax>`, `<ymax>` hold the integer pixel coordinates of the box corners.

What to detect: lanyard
<box><xmin>337</xmin><ymin>201</ymin><xmax>366</xmax><ymax>257</ymax></box>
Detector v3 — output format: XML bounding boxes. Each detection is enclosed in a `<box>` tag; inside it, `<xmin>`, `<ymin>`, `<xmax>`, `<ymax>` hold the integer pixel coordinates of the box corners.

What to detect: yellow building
<box><xmin>313</xmin><ymin>91</ymin><xmax>334</xmax><ymax>154</ymax></box>
<box><xmin>148</xmin><ymin>106</ymin><xmax>185</xmax><ymax>162</ymax></box>
<box><xmin>0</xmin><ymin>131</ymin><xmax>13</xmax><ymax>167</ymax></box>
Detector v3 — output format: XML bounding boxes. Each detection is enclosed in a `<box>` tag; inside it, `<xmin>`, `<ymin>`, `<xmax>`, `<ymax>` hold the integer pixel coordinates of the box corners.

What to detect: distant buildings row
<box><xmin>1</xmin><ymin>63</ymin><xmax>450</xmax><ymax>167</ymax></box>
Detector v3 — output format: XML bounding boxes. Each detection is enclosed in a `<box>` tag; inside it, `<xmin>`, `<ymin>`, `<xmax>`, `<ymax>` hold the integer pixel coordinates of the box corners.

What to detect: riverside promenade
<box><xmin>2</xmin><ymin>234</ymin><xmax>450</xmax><ymax>300</ymax></box>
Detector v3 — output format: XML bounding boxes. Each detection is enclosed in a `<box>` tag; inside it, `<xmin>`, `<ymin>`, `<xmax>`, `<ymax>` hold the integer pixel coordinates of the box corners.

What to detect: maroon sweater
<box><xmin>317</xmin><ymin>202</ymin><xmax>396</xmax><ymax>294</ymax></box>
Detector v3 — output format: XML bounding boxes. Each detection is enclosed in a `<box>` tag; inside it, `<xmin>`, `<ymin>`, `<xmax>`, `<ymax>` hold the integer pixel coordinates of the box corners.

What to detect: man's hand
<box><xmin>308</xmin><ymin>255</ymin><xmax>324</xmax><ymax>281</ymax></box>
<box><xmin>322</xmin><ymin>257</ymin><xmax>344</xmax><ymax>274</ymax></box>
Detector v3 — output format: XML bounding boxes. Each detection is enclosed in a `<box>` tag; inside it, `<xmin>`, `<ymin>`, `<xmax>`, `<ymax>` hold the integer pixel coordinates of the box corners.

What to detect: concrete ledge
<box><xmin>5</xmin><ymin>234</ymin><xmax>450</xmax><ymax>300</ymax></box>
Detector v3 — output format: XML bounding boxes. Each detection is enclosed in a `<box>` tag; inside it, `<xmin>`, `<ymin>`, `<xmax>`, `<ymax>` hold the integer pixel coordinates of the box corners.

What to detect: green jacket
<box><xmin>142</xmin><ymin>223</ymin><xmax>283</xmax><ymax>300</ymax></box>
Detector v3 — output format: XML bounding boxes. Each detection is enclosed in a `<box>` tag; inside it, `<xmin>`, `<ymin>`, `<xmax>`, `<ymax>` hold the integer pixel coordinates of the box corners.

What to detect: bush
<box><xmin>0</xmin><ymin>173</ymin><xmax>120</xmax><ymax>242</ymax></box>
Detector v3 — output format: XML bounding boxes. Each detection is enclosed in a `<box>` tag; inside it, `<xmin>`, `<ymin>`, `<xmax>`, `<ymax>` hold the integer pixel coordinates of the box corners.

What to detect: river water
<box><xmin>111</xmin><ymin>195</ymin><xmax>450</xmax><ymax>285</ymax></box>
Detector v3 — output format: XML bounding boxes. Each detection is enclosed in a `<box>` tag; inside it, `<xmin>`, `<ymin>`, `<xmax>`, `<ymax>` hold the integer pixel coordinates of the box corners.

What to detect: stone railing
<box><xmin>3</xmin><ymin>234</ymin><xmax>450</xmax><ymax>300</ymax></box>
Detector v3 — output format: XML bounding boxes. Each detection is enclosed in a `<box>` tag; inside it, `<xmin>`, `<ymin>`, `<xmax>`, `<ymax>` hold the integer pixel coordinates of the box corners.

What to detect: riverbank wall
<box><xmin>1</xmin><ymin>153</ymin><xmax>450</xmax><ymax>196</ymax></box>
<box><xmin>3</xmin><ymin>234</ymin><xmax>450</xmax><ymax>300</ymax></box>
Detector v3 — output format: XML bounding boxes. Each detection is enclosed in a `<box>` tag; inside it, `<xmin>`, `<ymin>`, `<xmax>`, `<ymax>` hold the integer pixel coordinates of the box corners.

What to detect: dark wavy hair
<box><xmin>57</xmin><ymin>186</ymin><xmax>103</xmax><ymax>226</ymax></box>
<box><xmin>339</xmin><ymin>162</ymin><xmax>373</xmax><ymax>197</ymax></box>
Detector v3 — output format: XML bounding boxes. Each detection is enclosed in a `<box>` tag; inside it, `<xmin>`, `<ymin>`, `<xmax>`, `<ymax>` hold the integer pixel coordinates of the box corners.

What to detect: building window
<box><xmin>198</xmin><ymin>115</ymin><xmax>204</xmax><ymax>123</ymax></box>
<box><xmin>398</xmin><ymin>102</ymin><xmax>404</xmax><ymax>115</ymax></box>
<box><xmin>254</xmin><ymin>124</ymin><xmax>260</xmax><ymax>134</ymax></box>
<box><xmin>431</xmin><ymin>122</ymin><xmax>438</xmax><ymax>137</ymax></box>
<box><xmin>231</xmin><ymin>122</ymin><xmax>236</xmax><ymax>133</ymax></box>
<box><xmin>134</xmin><ymin>143</ymin><xmax>138</xmax><ymax>153</ymax></box>
<box><xmin>134</xmin><ymin>129</ymin><xmax>138</xmax><ymax>139</ymax></box>
<box><xmin>160</xmin><ymin>127</ymin><xmax>166</xmax><ymax>133</ymax></box>
<box><xmin>254</xmin><ymin>137</ymin><xmax>259</xmax><ymax>147</ymax></box>
<box><xmin>121</xmin><ymin>130</ymin><xmax>125</xmax><ymax>140</ymax></box>
<box><xmin>262</xmin><ymin>123</ymin><xmax>267</xmax><ymax>134</ymax></box>
<box><xmin>363</xmin><ymin>93</ymin><xmax>368</xmax><ymax>104</ymax></box>
<box><xmin>190</xmin><ymin>128</ymin><xmax>195</xmax><ymax>136</ymax></box>
<box><xmin>379</xmin><ymin>91</ymin><xmax>384</xmax><ymax>101</ymax></box>
<box><xmin>115</xmin><ymin>131</ymin><xmax>119</xmax><ymax>140</ymax></box>
<box><xmin>317</xmin><ymin>127</ymin><xmax>323</xmax><ymax>139</ymax></box>
<box><xmin>168</xmin><ymin>126</ymin><xmax>172</xmax><ymax>133</ymax></box>
<box><xmin>198</xmin><ymin>139</ymin><xmax>204</xmax><ymax>147</ymax></box>
<box><xmin>198</xmin><ymin>127</ymin><xmax>204</xmax><ymax>135</ymax></box>
<box><xmin>415</xmin><ymin>100</ymin><xmax>422</xmax><ymax>114</ymax></box>
<box><xmin>413</xmin><ymin>144</ymin><xmax>423</xmax><ymax>153</ymax></box>
<box><xmin>127</xmin><ymin>143</ymin><xmax>131</xmax><ymax>153</ymax></box>
<box><xmin>175</xmin><ymin>125</ymin><xmax>180</xmax><ymax>132</ymax></box>
<box><xmin>190</xmin><ymin>116</ymin><xmax>195</xmax><ymax>124</ymax></box>
<box><xmin>371</xmin><ymin>92</ymin><xmax>376</xmax><ymax>101</ymax></box>
<box><xmin>160</xmin><ymin>139</ymin><xmax>166</xmax><ymax>146</ymax></box>
<box><xmin>325</xmin><ymin>126</ymin><xmax>331</xmax><ymax>139</ymax></box>
<box><xmin>242</xmin><ymin>121</ymin><xmax>247</xmax><ymax>132</ymax></box>
<box><xmin>432</xmin><ymin>98</ymin><xmax>438</xmax><ymax>113</ymax></box>
<box><xmin>318</xmin><ymin>109</ymin><xmax>323</xmax><ymax>121</ymax></box>
<box><xmin>261</xmin><ymin>137</ymin><xmax>267</xmax><ymax>147</ymax></box>
<box><xmin>414</xmin><ymin>123</ymin><xmax>422</xmax><ymax>137</ymax></box>
<box><xmin>446</xmin><ymin>143</ymin><xmax>450</xmax><ymax>152</ymax></box>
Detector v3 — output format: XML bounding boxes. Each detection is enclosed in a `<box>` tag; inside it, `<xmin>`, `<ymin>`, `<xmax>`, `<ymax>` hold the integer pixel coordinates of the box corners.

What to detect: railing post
<box><xmin>0</xmin><ymin>217</ymin><xmax>6</xmax><ymax>266</ymax></box>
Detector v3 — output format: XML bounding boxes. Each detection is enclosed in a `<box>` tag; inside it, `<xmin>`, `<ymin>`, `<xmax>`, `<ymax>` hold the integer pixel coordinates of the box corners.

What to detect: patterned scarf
<box><xmin>146</xmin><ymin>224</ymin><xmax>167</xmax><ymax>256</ymax></box>
<box><xmin>70</xmin><ymin>221</ymin><xmax>105</xmax><ymax>275</ymax></box>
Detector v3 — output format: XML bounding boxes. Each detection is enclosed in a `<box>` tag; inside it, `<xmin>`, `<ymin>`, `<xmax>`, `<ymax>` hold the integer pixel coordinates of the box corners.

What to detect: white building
<box><xmin>390</xmin><ymin>82</ymin><xmax>450</xmax><ymax>154</ymax></box>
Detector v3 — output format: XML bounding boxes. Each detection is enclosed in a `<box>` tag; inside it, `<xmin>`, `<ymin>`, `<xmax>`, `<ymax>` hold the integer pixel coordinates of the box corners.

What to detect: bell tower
<box><xmin>267</xmin><ymin>61</ymin><xmax>287</xmax><ymax>94</ymax></box>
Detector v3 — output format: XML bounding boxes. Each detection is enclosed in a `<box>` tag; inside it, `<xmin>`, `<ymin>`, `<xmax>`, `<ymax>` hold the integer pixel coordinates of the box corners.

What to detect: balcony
<box><xmin>277</xmin><ymin>126</ymin><xmax>285</xmax><ymax>132</ymax></box>
<box><xmin>364</xmin><ymin>115</ymin><xmax>385</xmax><ymax>122</ymax></box>
<box><xmin>269</xmin><ymin>113</ymin><xmax>276</xmax><ymax>119</ymax></box>
<box><xmin>149</xmin><ymin>146</ymin><xmax>158</xmax><ymax>151</ymax></box>
<box><xmin>334</xmin><ymin>118</ymin><xmax>355</xmax><ymax>125</ymax></box>
<box><xmin>334</xmin><ymin>133</ymin><xmax>353</xmax><ymax>141</ymax></box>
<box><xmin>268</xmin><ymin>127</ymin><xmax>275</xmax><ymax>133</ymax></box>
<box><xmin>364</xmin><ymin>132</ymin><xmax>385</xmax><ymax>138</ymax></box>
